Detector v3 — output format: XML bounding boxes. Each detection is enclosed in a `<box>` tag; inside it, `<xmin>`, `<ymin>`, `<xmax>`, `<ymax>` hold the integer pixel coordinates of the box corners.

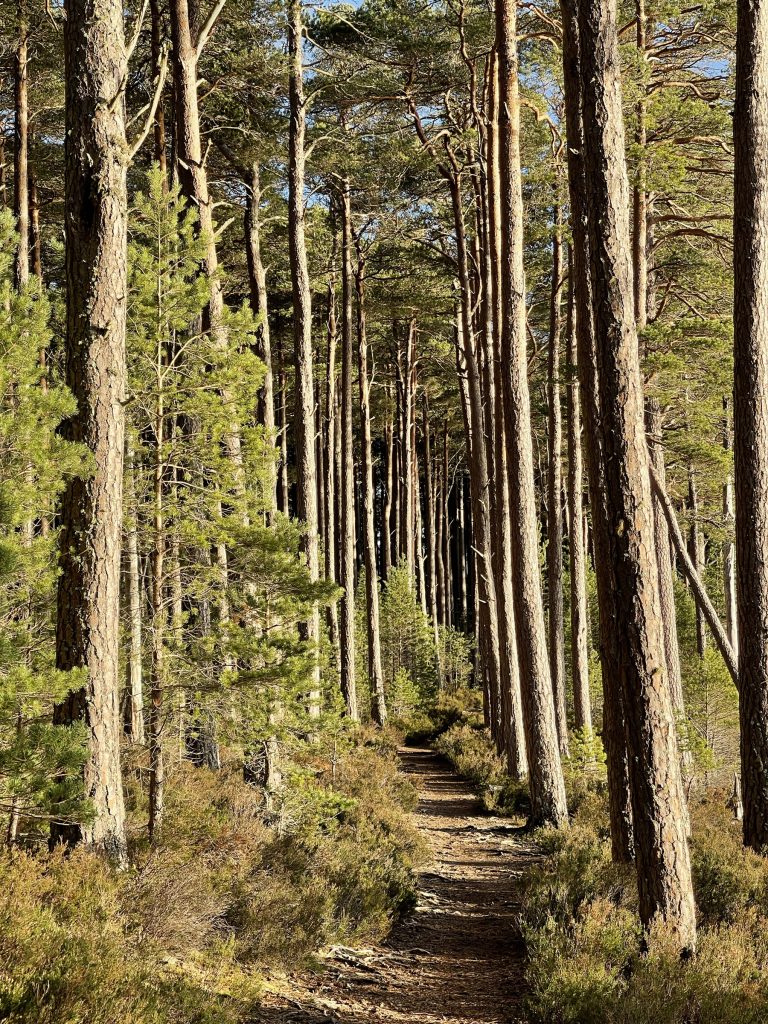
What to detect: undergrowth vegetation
<box><xmin>431</xmin><ymin>704</ymin><xmax>768</xmax><ymax>1024</ymax></box>
<box><xmin>0</xmin><ymin>730</ymin><xmax>424</xmax><ymax>1024</ymax></box>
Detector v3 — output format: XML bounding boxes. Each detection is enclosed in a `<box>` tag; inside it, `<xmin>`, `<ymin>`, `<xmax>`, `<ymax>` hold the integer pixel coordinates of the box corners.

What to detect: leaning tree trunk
<box><xmin>687</xmin><ymin>466</ymin><xmax>707</xmax><ymax>657</ymax></box>
<box><xmin>287</xmin><ymin>0</ymin><xmax>321</xmax><ymax>715</ymax></box>
<box><xmin>646</xmin><ymin>400</ymin><xmax>685</xmax><ymax>714</ymax></box>
<box><xmin>497</xmin><ymin>0</ymin><xmax>568</xmax><ymax>826</ymax></box>
<box><xmin>570</xmin><ymin>0</ymin><xmax>696</xmax><ymax>947</ymax></box>
<box><xmin>53</xmin><ymin>0</ymin><xmax>128</xmax><ymax>863</ymax></box>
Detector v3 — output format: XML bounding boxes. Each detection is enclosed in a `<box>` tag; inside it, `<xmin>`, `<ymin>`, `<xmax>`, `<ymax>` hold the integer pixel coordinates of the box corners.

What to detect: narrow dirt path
<box><xmin>256</xmin><ymin>745</ymin><xmax>538</xmax><ymax>1024</ymax></box>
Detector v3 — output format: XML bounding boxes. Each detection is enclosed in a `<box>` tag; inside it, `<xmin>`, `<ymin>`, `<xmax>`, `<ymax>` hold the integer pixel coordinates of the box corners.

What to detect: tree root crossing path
<box><xmin>256</xmin><ymin>745</ymin><xmax>539</xmax><ymax>1024</ymax></box>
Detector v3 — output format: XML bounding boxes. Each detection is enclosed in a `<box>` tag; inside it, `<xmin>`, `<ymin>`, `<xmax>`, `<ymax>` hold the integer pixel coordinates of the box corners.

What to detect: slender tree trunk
<box><xmin>497</xmin><ymin>0</ymin><xmax>567</xmax><ymax>825</ymax></box>
<box><xmin>14</xmin><ymin>0</ymin><xmax>29</xmax><ymax>289</ymax></box>
<box><xmin>287</xmin><ymin>0</ymin><xmax>321</xmax><ymax>716</ymax></box>
<box><xmin>560</xmin><ymin>0</ymin><xmax>634</xmax><ymax>862</ymax></box>
<box><xmin>400</xmin><ymin>322</ymin><xmax>416</xmax><ymax>581</ymax></box>
<box><xmin>148</xmin><ymin>403</ymin><xmax>165</xmax><ymax>839</ymax></box>
<box><xmin>149</xmin><ymin>0</ymin><xmax>167</xmax><ymax>176</ymax></box>
<box><xmin>355</xmin><ymin>250</ymin><xmax>386</xmax><ymax>722</ymax></box>
<box><xmin>649</xmin><ymin>465</ymin><xmax>739</xmax><ymax>686</ymax></box>
<box><xmin>565</xmin><ymin>267</ymin><xmax>592</xmax><ymax>735</ymax></box>
<box><xmin>686</xmin><ymin>466</ymin><xmax>707</xmax><ymax>657</ymax></box>
<box><xmin>633</xmin><ymin>0</ymin><xmax>648</xmax><ymax>330</ymax></box>
<box><xmin>324</xmin><ymin>259</ymin><xmax>340</xmax><ymax>659</ymax></box>
<box><xmin>336</xmin><ymin>180</ymin><xmax>358</xmax><ymax>720</ymax></box>
<box><xmin>245</xmin><ymin>163</ymin><xmax>277</xmax><ymax>507</ymax></box>
<box><xmin>722</xmin><ymin>397</ymin><xmax>738</xmax><ymax>656</ymax></box>
<box><xmin>124</xmin><ymin>441</ymin><xmax>145</xmax><ymax>744</ymax></box>
<box><xmin>570</xmin><ymin>0</ymin><xmax>696</xmax><ymax>946</ymax></box>
<box><xmin>383</xmin><ymin>410</ymin><xmax>393</xmax><ymax>581</ymax></box>
<box><xmin>277</xmin><ymin>335</ymin><xmax>290</xmax><ymax>516</ymax></box>
<box><xmin>546</xmin><ymin>192</ymin><xmax>568</xmax><ymax>755</ymax></box>
<box><xmin>53</xmin><ymin>0</ymin><xmax>128</xmax><ymax>862</ymax></box>
<box><xmin>29</xmin><ymin>160</ymin><xmax>41</xmax><ymax>279</ymax></box>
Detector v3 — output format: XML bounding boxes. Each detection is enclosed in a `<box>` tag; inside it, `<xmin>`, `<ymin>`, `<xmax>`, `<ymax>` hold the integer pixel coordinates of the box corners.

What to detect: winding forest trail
<box><xmin>256</xmin><ymin>746</ymin><xmax>538</xmax><ymax>1024</ymax></box>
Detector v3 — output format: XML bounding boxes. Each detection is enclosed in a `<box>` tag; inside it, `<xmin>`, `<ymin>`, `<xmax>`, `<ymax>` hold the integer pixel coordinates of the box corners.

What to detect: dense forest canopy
<box><xmin>3</xmin><ymin>0</ymin><xmax>768</xmax><ymax>1018</ymax></box>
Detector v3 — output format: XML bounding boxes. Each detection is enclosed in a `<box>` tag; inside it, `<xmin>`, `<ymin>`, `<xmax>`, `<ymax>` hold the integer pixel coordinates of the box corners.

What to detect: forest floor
<box><xmin>253</xmin><ymin>745</ymin><xmax>538</xmax><ymax>1024</ymax></box>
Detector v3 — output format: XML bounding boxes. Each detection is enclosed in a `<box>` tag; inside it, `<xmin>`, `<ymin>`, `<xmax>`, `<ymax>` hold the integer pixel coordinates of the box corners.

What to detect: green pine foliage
<box><xmin>0</xmin><ymin>211</ymin><xmax>89</xmax><ymax>839</ymax></box>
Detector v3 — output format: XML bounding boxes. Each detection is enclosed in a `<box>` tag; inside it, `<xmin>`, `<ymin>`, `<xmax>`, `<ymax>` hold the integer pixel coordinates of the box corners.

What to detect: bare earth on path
<box><xmin>254</xmin><ymin>745</ymin><xmax>538</xmax><ymax>1024</ymax></box>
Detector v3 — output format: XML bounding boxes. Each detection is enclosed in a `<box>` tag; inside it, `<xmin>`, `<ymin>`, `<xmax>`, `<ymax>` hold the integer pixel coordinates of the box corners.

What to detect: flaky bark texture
<box><xmin>287</xmin><ymin>0</ymin><xmax>321</xmax><ymax>714</ymax></box>
<box><xmin>560</xmin><ymin>0</ymin><xmax>634</xmax><ymax>863</ymax></box>
<box><xmin>571</xmin><ymin>0</ymin><xmax>696</xmax><ymax>947</ymax></box>
<box><xmin>53</xmin><ymin>0</ymin><xmax>128</xmax><ymax>863</ymax></box>
<box><xmin>487</xmin><ymin>59</ymin><xmax>527</xmax><ymax>775</ymax></box>
<box><xmin>497</xmin><ymin>0</ymin><xmax>567</xmax><ymax>826</ymax></box>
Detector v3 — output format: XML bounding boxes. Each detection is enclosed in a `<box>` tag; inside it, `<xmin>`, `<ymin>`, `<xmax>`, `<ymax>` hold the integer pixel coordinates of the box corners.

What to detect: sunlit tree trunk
<box><xmin>287</xmin><ymin>0</ymin><xmax>321</xmax><ymax>716</ymax></box>
<box><xmin>560</xmin><ymin>0</ymin><xmax>634</xmax><ymax>861</ymax></box>
<box><xmin>53</xmin><ymin>0</ymin><xmax>128</xmax><ymax>863</ymax></box>
<box><xmin>497</xmin><ymin>0</ymin><xmax>567</xmax><ymax>824</ymax></box>
<box><xmin>733</xmin><ymin>0</ymin><xmax>768</xmax><ymax>849</ymax></box>
<box><xmin>570</xmin><ymin>0</ymin><xmax>696</xmax><ymax>946</ymax></box>
<box><xmin>338</xmin><ymin>178</ymin><xmax>358</xmax><ymax>720</ymax></box>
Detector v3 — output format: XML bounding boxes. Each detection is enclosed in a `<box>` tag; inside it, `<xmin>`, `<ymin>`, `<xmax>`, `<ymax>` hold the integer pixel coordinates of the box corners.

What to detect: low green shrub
<box><xmin>0</xmin><ymin>732</ymin><xmax>425</xmax><ymax>1023</ymax></box>
<box><xmin>521</xmin><ymin>786</ymin><xmax>768</xmax><ymax>1024</ymax></box>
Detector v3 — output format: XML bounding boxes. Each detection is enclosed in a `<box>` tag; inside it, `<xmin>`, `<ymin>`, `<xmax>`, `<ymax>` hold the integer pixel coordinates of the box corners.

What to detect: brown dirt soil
<box><xmin>254</xmin><ymin>745</ymin><xmax>538</xmax><ymax>1024</ymax></box>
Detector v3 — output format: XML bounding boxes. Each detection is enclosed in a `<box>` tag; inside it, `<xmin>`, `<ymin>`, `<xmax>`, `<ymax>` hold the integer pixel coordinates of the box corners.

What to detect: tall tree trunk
<box><xmin>569</xmin><ymin>0</ymin><xmax>696</xmax><ymax>946</ymax></box>
<box><xmin>324</xmin><ymin>258</ymin><xmax>340</xmax><ymax>659</ymax></box>
<box><xmin>487</xmin><ymin>51</ymin><xmax>527</xmax><ymax>775</ymax></box>
<box><xmin>497</xmin><ymin>0</ymin><xmax>568</xmax><ymax>825</ymax></box>
<box><xmin>287</xmin><ymin>0</ymin><xmax>321</xmax><ymax>716</ymax></box>
<box><xmin>355</xmin><ymin>249</ymin><xmax>386</xmax><ymax>723</ymax></box>
<box><xmin>383</xmin><ymin>409</ymin><xmax>393</xmax><ymax>581</ymax></box>
<box><xmin>559</xmin><ymin>0</ymin><xmax>634</xmax><ymax>862</ymax></box>
<box><xmin>565</xmin><ymin>267</ymin><xmax>592</xmax><ymax>735</ymax></box>
<box><xmin>245</xmin><ymin>163</ymin><xmax>276</xmax><ymax>507</ymax></box>
<box><xmin>148</xmin><ymin>403</ymin><xmax>165</xmax><ymax>839</ymax></box>
<box><xmin>723</xmin><ymin>397</ymin><xmax>738</xmax><ymax>656</ymax></box>
<box><xmin>124</xmin><ymin>441</ymin><xmax>145</xmax><ymax>744</ymax></box>
<box><xmin>277</xmin><ymin>334</ymin><xmax>290</xmax><ymax>516</ymax></box>
<box><xmin>14</xmin><ymin>0</ymin><xmax>29</xmax><ymax>289</ymax></box>
<box><xmin>149</xmin><ymin>0</ymin><xmax>167</xmax><ymax>175</ymax></box>
<box><xmin>546</xmin><ymin>192</ymin><xmax>568</xmax><ymax>755</ymax></box>
<box><xmin>338</xmin><ymin>179</ymin><xmax>358</xmax><ymax>720</ymax></box>
<box><xmin>53</xmin><ymin>0</ymin><xmax>128</xmax><ymax>862</ymax></box>
<box><xmin>399</xmin><ymin>321</ymin><xmax>416</xmax><ymax>581</ymax></box>
<box><xmin>632</xmin><ymin>0</ymin><xmax>648</xmax><ymax>330</ymax></box>
<box><xmin>29</xmin><ymin>159</ymin><xmax>41</xmax><ymax>279</ymax></box>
